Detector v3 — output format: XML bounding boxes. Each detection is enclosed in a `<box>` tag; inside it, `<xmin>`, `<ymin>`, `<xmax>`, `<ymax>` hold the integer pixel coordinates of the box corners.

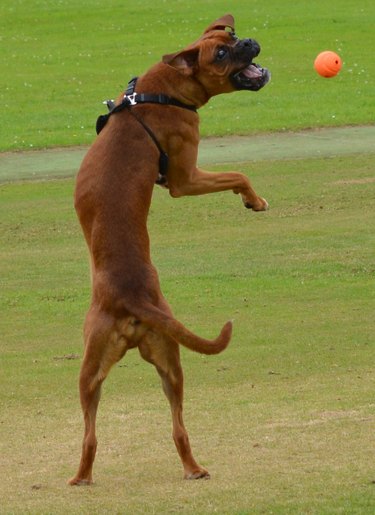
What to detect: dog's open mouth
<box><xmin>231</xmin><ymin>63</ymin><xmax>271</xmax><ymax>91</ymax></box>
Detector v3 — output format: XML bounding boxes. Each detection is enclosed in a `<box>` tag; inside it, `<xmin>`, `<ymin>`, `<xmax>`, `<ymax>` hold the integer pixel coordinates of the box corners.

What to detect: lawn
<box><xmin>1</xmin><ymin>152</ymin><xmax>375</xmax><ymax>513</ymax></box>
<box><xmin>1</xmin><ymin>0</ymin><xmax>375</xmax><ymax>150</ymax></box>
<box><xmin>1</xmin><ymin>0</ymin><xmax>375</xmax><ymax>512</ymax></box>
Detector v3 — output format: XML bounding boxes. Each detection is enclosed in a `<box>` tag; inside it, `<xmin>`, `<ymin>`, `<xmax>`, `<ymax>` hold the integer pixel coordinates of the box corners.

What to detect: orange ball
<box><xmin>314</xmin><ymin>51</ymin><xmax>342</xmax><ymax>78</ymax></box>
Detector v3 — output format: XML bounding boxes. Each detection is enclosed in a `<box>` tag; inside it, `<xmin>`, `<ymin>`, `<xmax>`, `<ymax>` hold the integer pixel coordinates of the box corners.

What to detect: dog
<box><xmin>69</xmin><ymin>14</ymin><xmax>270</xmax><ymax>485</ymax></box>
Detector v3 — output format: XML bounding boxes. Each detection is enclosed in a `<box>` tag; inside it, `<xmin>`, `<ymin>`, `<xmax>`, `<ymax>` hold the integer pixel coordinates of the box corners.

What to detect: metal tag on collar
<box><xmin>126</xmin><ymin>92</ymin><xmax>137</xmax><ymax>106</ymax></box>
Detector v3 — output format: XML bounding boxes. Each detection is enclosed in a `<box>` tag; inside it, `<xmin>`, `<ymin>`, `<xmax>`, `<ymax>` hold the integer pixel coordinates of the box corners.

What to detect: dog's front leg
<box><xmin>168</xmin><ymin>167</ymin><xmax>268</xmax><ymax>211</ymax></box>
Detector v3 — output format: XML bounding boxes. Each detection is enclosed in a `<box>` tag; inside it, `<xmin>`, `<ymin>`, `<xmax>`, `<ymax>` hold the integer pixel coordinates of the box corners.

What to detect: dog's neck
<box><xmin>137</xmin><ymin>62</ymin><xmax>210</xmax><ymax>109</ymax></box>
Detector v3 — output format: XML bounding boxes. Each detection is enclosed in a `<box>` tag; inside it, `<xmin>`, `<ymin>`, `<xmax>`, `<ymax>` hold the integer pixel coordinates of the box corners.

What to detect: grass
<box><xmin>1</xmin><ymin>0</ymin><xmax>375</xmax><ymax>151</ymax></box>
<box><xmin>1</xmin><ymin>152</ymin><xmax>375</xmax><ymax>513</ymax></box>
<box><xmin>1</xmin><ymin>0</ymin><xmax>375</xmax><ymax>511</ymax></box>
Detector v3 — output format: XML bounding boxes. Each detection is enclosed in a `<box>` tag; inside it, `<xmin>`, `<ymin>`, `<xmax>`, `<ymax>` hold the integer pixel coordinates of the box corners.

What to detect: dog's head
<box><xmin>162</xmin><ymin>14</ymin><xmax>270</xmax><ymax>97</ymax></box>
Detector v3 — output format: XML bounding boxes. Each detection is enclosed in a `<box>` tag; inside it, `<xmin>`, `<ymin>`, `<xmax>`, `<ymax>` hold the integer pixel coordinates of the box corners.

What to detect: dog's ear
<box><xmin>162</xmin><ymin>48</ymin><xmax>200</xmax><ymax>76</ymax></box>
<box><xmin>203</xmin><ymin>14</ymin><xmax>235</xmax><ymax>34</ymax></box>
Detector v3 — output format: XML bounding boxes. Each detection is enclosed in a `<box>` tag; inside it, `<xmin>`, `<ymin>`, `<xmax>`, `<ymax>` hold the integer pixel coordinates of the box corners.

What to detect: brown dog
<box><xmin>69</xmin><ymin>14</ymin><xmax>269</xmax><ymax>485</ymax></box>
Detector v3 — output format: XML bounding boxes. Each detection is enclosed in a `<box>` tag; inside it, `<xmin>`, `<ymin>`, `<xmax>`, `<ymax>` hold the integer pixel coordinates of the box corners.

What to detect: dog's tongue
<box><xmin>242</xmin><ymin>64</ymin><xmax>263</xmax><ymax>79</ymax></box>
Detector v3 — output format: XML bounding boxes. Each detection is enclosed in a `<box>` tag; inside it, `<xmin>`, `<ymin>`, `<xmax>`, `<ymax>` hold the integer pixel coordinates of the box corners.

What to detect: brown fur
<box><xmin>69</xmin><ymin>14</ymin><xmax>268</xmax><ymax>485</ymax></box>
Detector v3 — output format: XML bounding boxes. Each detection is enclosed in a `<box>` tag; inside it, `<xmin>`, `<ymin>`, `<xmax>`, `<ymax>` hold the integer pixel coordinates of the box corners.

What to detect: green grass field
<box><xmin>1</xmin><ymin>0</ymin><xmax>375</xmax><ymax>151</ymax></box>
<box><xmin>1</xmin><ymin>153</ymin><xmax>375</xmax><ymax>513</ymax></box>
<box><xmin>1</xmin><ymin>0</ymin><xmax>375</xmax><ymax>513</ymax></box>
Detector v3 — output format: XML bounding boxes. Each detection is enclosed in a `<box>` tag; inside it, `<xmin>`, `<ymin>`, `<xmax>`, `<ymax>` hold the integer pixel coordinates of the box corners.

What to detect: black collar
<box><xmin>96</xmin><ymin>76</ymin><xmax>197</xmax><ymax>135</ymax></box>
<box><xmin>121</xmin><ymin>76</ymin><xmax>198</xmax><ymax>112</ymax></box>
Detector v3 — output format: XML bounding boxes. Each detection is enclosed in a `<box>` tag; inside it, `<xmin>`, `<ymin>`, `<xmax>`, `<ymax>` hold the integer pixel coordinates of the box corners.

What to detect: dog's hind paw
<box><xmin>68</xmin><ymin>477</ymin><xmax>93</xmax><ymax>486</ymax></box>
<box><xmin>184</xmin><ymin>468</ymin><xmax>211</xmax><ymax>480</ymax></box>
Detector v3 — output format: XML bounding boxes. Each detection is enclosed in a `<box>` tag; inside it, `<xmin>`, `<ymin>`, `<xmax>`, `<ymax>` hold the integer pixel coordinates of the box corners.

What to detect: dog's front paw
<box><xmin>244</xmin><ymin>197</ymin><xmax>269</xmax><ymax>211</ymax></box>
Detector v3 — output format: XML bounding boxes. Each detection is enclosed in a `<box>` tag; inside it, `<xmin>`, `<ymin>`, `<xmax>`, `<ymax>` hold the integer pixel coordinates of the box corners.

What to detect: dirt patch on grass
<box><xmin>1</xmin><ymin>125</ymin><xmax>375</xmax><ymax>183</ymax></box>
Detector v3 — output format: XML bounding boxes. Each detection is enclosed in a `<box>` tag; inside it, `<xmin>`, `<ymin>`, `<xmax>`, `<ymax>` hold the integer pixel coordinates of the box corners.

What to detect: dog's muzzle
<box><xmin>231</xmin><ymin>38</ymin><xmax>271</xmax><ymax>91</ymax></box>
<box><xmin>231</xmin><ymin>63</ymin><xmax>271</xmax><ymax>91</ymax></box>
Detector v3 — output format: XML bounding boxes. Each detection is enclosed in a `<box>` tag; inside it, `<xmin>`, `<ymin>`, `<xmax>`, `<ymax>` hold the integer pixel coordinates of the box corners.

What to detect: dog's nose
<box><xmin>241</xmin><ymin>38</ymin><xmax>260</xmax><ymax>57</ymax></box>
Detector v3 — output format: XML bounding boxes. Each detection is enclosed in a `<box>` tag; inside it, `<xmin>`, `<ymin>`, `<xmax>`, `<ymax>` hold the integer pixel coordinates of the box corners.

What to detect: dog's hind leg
<box><xmin>138</xmin><ymin>332</ymin><xmax>210</xmax><ymax>480</ymax></box>
<box><xmin>69</xmin><ymin>307</ymin><xmax>130</xmax><ymax>486</ymax></box>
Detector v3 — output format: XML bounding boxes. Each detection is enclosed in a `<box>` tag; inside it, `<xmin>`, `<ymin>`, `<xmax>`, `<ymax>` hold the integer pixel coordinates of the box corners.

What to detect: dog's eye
<box><xmin>216</xmin><ymin>48</ymin><xmax>228</xmax><ymax>61</ymax></box>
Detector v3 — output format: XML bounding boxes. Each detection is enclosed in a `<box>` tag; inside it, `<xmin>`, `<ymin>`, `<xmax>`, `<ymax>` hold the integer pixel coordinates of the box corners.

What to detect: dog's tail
<box><xmin>133</xmin><ymin>304</ymin><xmax>232</xmax><ymax>355</ymax></box>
